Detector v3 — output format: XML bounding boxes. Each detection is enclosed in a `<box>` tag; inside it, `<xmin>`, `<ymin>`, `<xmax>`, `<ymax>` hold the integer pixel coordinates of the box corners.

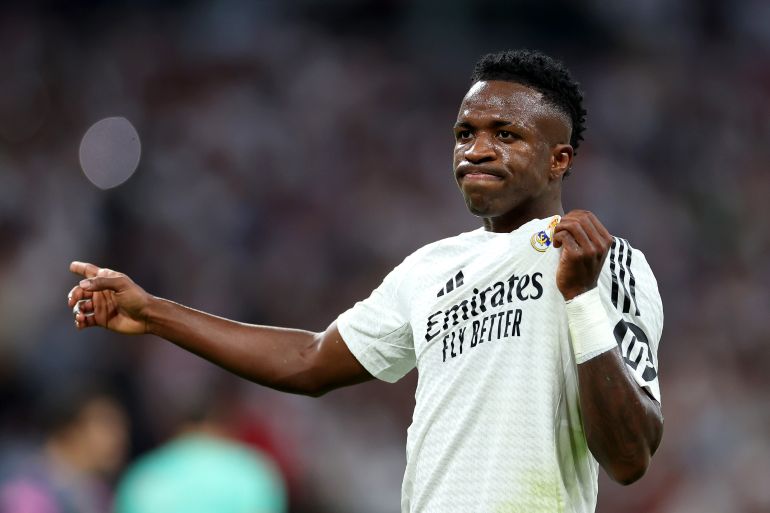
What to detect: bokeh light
<box><xmin>78</xmin><ymin>117</ymin><xmax>141</xmax><ymax>190</ymax></box>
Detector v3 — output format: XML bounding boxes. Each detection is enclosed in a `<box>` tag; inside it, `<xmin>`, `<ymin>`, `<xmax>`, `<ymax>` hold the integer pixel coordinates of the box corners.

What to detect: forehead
<box><xmin>457</xmin><ymin>80</ymin><xmax>567</xmax><ymax>128</ymax></box>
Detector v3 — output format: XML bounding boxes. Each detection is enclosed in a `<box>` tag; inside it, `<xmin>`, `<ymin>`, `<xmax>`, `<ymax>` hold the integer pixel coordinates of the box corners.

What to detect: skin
<box><xmin>453</xmin><ymin>81</ymin><xmax>573</xmax><ymax>232</ymax></box>
<box><xmin>67</xmin><ymin>79</ymin><xmax>662</xmax><ymax>485</ymax></box>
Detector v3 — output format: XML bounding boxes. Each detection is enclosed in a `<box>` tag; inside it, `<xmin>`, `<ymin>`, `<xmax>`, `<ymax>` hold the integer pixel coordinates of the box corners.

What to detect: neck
<box><xmin>482</xmin><ymin>197</ymin><xmax>564</xmax><ymax>233</ymax></box>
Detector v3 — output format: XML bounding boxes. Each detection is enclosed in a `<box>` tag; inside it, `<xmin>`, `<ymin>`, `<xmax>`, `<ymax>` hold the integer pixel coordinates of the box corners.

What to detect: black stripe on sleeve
<box><xmin>610</xmin><ymin>238</ymin><xmax>620</xmax><ymax>308</ymax></box>
<box><xmin>622</xmin><ymin>238</ymin><xmax>641</xmax><ymax>316</ymax></box>
<box><xmin>617</xmin><ymin>239</ymin><xmax>632</xmax><ymax>314</ymax></box>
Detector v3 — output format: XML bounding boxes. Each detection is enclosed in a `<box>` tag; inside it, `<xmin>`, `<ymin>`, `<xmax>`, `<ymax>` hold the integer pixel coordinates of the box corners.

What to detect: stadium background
<box><xmin>1</xmin><ymin>0</ymin><xmax>769</xmax><ymax>511</ymax></box>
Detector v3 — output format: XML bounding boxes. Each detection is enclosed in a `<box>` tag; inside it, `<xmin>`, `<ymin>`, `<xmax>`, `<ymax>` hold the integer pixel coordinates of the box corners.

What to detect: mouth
<box><xmin>456</xmin><ymin>166</ymin><xmax>506</xmax><ymax>182</ymax></box>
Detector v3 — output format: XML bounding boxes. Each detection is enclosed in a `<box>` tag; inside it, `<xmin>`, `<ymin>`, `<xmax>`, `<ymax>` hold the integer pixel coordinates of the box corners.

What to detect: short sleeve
<box><xmin>598</xmin><ymin>237</ymin><xmax>663</xmax><ymax>403</ymax></box>
<box><xmin>337</xmin><ymin>258</ymin><xmax>416</xmax><ymax>383</ymax></box>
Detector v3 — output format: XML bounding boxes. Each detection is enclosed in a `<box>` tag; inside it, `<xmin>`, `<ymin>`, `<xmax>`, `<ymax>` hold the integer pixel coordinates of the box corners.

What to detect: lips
<box><xmin>456</xmin><ymin>166</ymin><xmax>506</xmax><ymax>181</ymax></box>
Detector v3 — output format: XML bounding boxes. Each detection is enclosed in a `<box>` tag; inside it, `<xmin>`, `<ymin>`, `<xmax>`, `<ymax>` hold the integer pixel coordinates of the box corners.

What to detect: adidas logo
<box><xmin>437</xmin><ymin>270</ymin><xmax>465</xmax><ymax>297</ymax></box>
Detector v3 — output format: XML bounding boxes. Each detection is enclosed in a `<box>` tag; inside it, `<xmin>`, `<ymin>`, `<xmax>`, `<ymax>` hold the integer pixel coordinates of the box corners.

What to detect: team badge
<box><xmin>530</xmin><ymin>215</ymin><xmax>560</xmax><ymax>252</ymax></box>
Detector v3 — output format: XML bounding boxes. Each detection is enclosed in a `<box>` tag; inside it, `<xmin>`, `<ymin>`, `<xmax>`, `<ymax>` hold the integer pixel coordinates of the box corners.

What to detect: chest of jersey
<box><xmin>405</xmin><ymin>228</ymin><xmax>566</xmax><ymax>369</ymax></box>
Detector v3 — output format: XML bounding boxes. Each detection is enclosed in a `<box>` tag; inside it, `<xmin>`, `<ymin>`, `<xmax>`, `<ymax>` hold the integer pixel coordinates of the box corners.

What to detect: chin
<box><xmin>464</xmin><ymin>195</ymin><xmax>502</xmax><ymax>218</ymax></box>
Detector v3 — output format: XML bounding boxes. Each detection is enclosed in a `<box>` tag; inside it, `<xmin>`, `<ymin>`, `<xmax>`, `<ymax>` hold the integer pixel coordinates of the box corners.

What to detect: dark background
<box><xmin>1</xmin><ymin>0</ymin><xmax>769</xmax><ymax>511</ymax></box>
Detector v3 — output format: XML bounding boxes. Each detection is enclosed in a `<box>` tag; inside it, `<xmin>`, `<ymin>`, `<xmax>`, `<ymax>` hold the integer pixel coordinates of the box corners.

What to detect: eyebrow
<box><xmin>453</xmin><ymin>119</ymin><xmax>517</xmax><ymax>130</ymax></box>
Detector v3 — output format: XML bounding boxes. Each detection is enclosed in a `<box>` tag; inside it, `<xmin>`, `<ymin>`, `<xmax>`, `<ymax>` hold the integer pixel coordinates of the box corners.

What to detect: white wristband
<box><xmin>565</xmin><ymin>287</ymin><xmax>617</xmax><ymax>364</ymax></box>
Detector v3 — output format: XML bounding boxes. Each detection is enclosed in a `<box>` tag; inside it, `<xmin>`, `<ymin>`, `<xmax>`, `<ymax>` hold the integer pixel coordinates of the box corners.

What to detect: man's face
<box><xmin>453</xmin><ymin>80</ymin><xmax>572</xmax><ymax>223</ymax></box>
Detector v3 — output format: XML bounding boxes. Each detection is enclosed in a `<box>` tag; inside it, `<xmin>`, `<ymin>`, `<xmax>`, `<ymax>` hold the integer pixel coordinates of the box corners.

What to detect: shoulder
<box><xmin>409</xmin><ymin>228</ymin><xmax>485</xmax><ymax>258</ymax></box>
<box><xmin>599</xmin><ymin>236</ymin><xmax>663</xmax><ymax>331</ymax></box>
<box><xmin>600</xmin><ymin>237</ymin><xmax>659</xmax><ymax>288</ymax></box>
<box><xmin>390</xmin><ymin>229</ymin><xmax>485</xmax><ymax>278</ymax></box>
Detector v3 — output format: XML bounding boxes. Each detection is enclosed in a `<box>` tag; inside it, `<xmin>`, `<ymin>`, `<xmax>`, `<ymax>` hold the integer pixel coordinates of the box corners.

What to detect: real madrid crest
<box><xmin>530</xmin><ymin>215</ymin><xmax>560</xmax><ymax>252</ymax></box>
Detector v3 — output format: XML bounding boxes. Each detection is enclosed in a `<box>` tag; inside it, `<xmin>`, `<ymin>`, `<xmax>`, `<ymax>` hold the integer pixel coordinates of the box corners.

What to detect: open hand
<box><xmin>67</xmin><ymin>261</ymin><xmax>151</xmax><ymax>334</ymax></box>
<box><xmin>552</xmin><ymin>210</ymin><xmax>613</xmax><ymax>301</ymax></box>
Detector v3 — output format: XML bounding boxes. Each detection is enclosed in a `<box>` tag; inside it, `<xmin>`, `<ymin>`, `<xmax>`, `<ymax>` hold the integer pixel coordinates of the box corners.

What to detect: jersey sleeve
<box><xmin>336</xmin><ymin>257</ymin><xmax>416</xmax><ymax>383</ymax></box>
<box><xmin>598</xmin><ymin>237</ymin><xmax>663</xmax><ymax>403</ymax></box>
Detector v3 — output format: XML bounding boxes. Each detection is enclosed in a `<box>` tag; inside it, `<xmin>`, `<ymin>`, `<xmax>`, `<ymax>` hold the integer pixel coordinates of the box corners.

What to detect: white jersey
<box><xmin>337</xmin><ymin>215</ymin><xmax>663</xmax><ymax>513</ymax></box>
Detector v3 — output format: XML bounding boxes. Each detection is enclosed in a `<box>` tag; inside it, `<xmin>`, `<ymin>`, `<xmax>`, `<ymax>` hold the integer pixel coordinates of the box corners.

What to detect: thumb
<box><xmin>79</xmin><ymin>275</ymin><xmax>127</xmax><ymax>292</ymax></box>
<box><xmin>552</xmin><ymin>230</ymin><xmax>564</xmax><ymax>248</ymax></box>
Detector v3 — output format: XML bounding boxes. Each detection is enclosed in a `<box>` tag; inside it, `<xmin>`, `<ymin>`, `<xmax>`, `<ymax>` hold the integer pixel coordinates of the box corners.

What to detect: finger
<box><xmin>566</xmin><ymin>211</ymin><xmax>612</xmax><ymax>246</ymax></box>
<box><xmin>574</xmin><ymin>214</ymin><xmax>605</xmax><ymax>249</ymax></box>
<box><xmin>78</xmin><ymin>299</ymin><xmax>94</xmax><ymax>313</ymax></box>
<box><xmin>583</xmin><ymin>212</ymin><xmax>613</xmax><ymax>246</ymax></box>
<box><xmin>554</xmin><ymin>219</ymin><xmax>595</xmax><ymax>254</ymax></box>
<box><xmin>84</xmin><ymin>311</ymin><xmax>99</xmax><ymax>327</ymax></box>
<box><xmin>74</xmin><ymin>312</ymin><xmax>88</xmax><ymax>326</ymax></box>
<box><xmin>75</xmin><ymin>312</ymin><xmax>97</xmax><ymax>330</ymax></box>
<box><xmin>67</xmin><ymin>285</ymin><xmax>93</xmax><ymax>307</ymax></box>
<box><xmin>75</xmin><ymin>299</ymin><xmax>95</xmax><ymax>317</ymax></box>
<box><xmin>75</xmin><ymin>317</ymin><xmax>97</xmax><ymax>331</ymax></box>
<box><xmin>68</xmin><ymin>285</ymin><xmax>81</xmax><ymax>307</ymax></box>
<box><xmin>70</xmin><ymin>261</ymin><xmax>101</xmax><ymax>279</ymax></box>
<box><xmin>553</xmin><ymin>230</ymin><xmax>580</xmax><ymax>254</ymax></box>
<box><xmin>79</xmin><ymin>275</ymin><xmax>126</xmax><ymax>292</ymax></box>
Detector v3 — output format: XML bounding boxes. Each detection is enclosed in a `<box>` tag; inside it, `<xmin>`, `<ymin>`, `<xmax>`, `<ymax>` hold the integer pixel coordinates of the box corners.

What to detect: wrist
<box><xmin>565</xmin><ymin>287</ymin><xmax>617</xmax><ymax>364</ymax></box>
<box><xmin>561</xmin><ymin>288</ymin><xmax>586</xmax><ymax>301</ymax></box>
<box><xmin>560</xmin><ymin>280</ymin><xmax>598</xmax><ymax>301</ymax></box>
<box><xmin>142</xmin><ymin>295</ymin><xmax>165</xmax><ymax>335</ymax></box>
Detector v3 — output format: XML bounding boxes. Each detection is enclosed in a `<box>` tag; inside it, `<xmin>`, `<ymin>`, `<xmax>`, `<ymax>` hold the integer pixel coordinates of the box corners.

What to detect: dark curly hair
<box><xmin>471</xmin><ymin>49</ymin><xmax>587</xmax><ymax>152</ymax></box>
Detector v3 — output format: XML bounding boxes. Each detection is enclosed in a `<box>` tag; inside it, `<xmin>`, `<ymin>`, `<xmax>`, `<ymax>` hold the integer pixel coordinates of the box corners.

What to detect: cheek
<box><xmin>452</xmin><ymin>145</ymin><xmax>464</xmax><ymax>166</ymax></box>
<box><xmin>452</xmin><ymin>148</ymin><xmax>466</xmax><ymax>184</ymax></box>
<box><xmin>502</xmin><ymin>147</ymin><xmax>533</xmax><ymax>174</ymax></box>
<box><xmin>505</xmin><ymin>146</ymin><xmax>550</xmax><ymax>182</ymax></box>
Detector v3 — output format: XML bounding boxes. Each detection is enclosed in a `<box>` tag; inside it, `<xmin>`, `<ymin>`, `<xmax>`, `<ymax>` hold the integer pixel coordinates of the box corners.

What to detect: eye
<box><xmin>498</xmin><ymin>130</ymin><xmax>516</xmax><ymax>140</ymax></box>
<box><xmin>456</xmin><ymin>130</ymin><xmax>473</xmax><ymax>141</ymax></box>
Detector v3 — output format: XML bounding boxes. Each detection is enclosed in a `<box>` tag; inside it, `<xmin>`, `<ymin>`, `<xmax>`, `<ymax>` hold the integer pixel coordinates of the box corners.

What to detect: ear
<box><xmin>549</xmin><ymin>144</ymin><xmax>573</xmax><ymax>181</ymax></box>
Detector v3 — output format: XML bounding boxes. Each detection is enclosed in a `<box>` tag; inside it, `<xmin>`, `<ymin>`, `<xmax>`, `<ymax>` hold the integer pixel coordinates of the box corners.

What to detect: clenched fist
<box><xmin>552</xmin><ymin>210</ymin><xmax>613</xmax><ymax>301</ymax></box>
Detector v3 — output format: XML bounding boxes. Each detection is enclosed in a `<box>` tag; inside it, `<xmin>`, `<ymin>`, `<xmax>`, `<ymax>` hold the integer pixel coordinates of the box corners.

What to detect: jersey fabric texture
<box><xmin>337</xmin><ymin>215</ymin><xmax>663</xmax><ymax>513</ymax></box>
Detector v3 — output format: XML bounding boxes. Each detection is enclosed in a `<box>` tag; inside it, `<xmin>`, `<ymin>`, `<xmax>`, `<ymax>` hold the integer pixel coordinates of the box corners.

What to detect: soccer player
<box><xmin>68</xmin><ymin>50</ymin><xmax>663</xmax><ymax>513</ymax></box>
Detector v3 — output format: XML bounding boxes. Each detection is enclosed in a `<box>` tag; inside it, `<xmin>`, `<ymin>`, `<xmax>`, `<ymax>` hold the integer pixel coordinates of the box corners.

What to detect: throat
<box><xmin>482</xmin><ymin>199</ymin><xmax>563</xmax><ymax>233</ymax></box>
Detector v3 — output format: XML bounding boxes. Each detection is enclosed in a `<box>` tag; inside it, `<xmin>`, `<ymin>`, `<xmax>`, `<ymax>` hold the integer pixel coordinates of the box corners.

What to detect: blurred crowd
<box><xmin>0</xmin><ymin>0</ymin><xmax>769</xmax><ymax>512</ymax></box>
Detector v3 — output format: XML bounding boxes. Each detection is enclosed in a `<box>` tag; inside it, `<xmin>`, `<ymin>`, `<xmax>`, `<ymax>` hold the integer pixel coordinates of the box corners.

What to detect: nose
<box><xmin>464</xmin><ymin>133</ymin><xmax>496</xmax><ymax>163</ymax></box>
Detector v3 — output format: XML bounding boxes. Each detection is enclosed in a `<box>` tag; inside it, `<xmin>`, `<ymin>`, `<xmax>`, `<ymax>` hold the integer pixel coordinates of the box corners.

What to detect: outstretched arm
<box><xmin>67</xmin><ymin>262</ymin><xmax>373</xmax><ymax>396</ymax></box>
<box><xmin>553</xmin><ymin>212</ymin><xmax>663</xmax><ymax>485</ymax></box>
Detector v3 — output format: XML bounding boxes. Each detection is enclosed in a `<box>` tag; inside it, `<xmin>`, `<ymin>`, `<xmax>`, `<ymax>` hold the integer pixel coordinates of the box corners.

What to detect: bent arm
<box><xmin>146</xmin><ymin>299</ymin><xmax>373</xmax><ymax>396</ymax></box>
<box><xmin>577</xmin><ymin>349</ymin><xmax>662</xmax><ymax>484</ymax></box>
<box><xmin>553</xmin><ymin>212</ymin><xmax>663</xmax><ymax>484</ymax></box>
